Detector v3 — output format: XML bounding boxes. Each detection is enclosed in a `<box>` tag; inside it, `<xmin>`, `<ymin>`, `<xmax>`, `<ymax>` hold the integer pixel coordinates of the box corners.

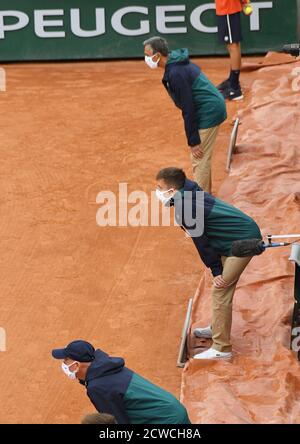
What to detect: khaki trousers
<box><xmin>212</xmin><ymin>255</ymin><xmax>252</xmax><ymax>353</ymax></box>
<box><xmin>190</xmin><ymin>125</ymin><xmax>220</xmax><ymax>193</ymax></box>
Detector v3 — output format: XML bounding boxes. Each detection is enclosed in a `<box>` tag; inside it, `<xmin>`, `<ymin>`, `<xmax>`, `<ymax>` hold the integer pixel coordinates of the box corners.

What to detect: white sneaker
<box><xmin>193</xmin><ymin>347</ymin><xmax>233</xmax><ymax>361</ymax></box>
<box><xmin>193</xmin><ymin>325</ymin><xmax>212</xmax><ymax>339</ymax></box>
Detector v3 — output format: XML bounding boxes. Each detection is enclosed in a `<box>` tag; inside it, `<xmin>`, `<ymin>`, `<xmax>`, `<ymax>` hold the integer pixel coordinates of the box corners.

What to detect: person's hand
<box><xmin>190</xmin><ymin>144</ymin><xmax>203</xmax><ymax>159</ymax></box>
<box><xmin>213</xmin><ymin>275</ymin><xmax>230</xmax><ymax>289</ymax></box>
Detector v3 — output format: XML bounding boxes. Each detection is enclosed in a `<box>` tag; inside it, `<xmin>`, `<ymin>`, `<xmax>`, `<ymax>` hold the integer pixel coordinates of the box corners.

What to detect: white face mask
<box><xmin>156</xmin><ymin>188</ymin><xmax>174</xmax><ymax>206</ymax></box>
<box><xmin>62</xmin><ymin>361</ymin><xmax>78</xmax><ymax>380</ymax></box>
<box><xmin>145</xmin><ymin>54</ymin><xmax>160</xmax><ymax>69</ymax></box>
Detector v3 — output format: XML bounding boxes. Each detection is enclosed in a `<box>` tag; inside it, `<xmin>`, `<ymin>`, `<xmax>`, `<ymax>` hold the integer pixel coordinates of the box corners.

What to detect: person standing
<box><xmin>143</xmin><ymin>37</ymin><xmax>227</xmax><ymax>194</ymax></box>
<box><xmin>215</xmin><ymin>0</ymin><xmax>253</xmax><ymax>100</ymax></box>
<box><xmin>155</xmin><ymin>167</ymin><xmax>262</xmax><ymax>360</ymax></box>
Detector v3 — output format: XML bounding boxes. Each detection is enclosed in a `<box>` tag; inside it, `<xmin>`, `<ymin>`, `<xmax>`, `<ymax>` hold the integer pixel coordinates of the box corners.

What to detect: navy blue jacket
<box><xmin>162</xmin><ymin>49</ymin><xmax>227</xmax><ymax>147</ymax></box>
<box><xmin>85</xmin><ymin>349</ymin><xmax>133</xmax><ymax>424</ymax></box>
<box><xmin>174</xmin><ymin>179</ymin><xmax>262</xmax><ymax>276</ymax></box>
<box><xmin>84</xmin><ymin>349</ymin><xmax>191</xmax><ymax>424</ymax></box>
<box><xmin>174</xmin><ymin>179</ymin><xmax>223</xmax><ymax>276</ymax></box>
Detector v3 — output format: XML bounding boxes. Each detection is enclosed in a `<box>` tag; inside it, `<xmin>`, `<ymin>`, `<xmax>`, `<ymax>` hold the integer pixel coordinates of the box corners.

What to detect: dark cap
<box><xmin>52</xmin><ymin>340</ymin><xmax>95</xmax><ymax>362</ymax></box>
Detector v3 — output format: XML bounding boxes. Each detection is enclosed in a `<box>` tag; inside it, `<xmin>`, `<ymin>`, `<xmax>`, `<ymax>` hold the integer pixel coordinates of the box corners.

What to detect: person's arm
<box><xmin>170</xmin><ymin>70</ymin><xmax>201</xmax><ymax>147</ymax></box>
<box><xmin>87</xmin><ymin>386</ymin><xmax>130</xmax><ymax>424</ymax></box>
<box><xmin>191</xmin><ymin>233</ymin><xmax>223</xmax><ymax>277</ymax></box>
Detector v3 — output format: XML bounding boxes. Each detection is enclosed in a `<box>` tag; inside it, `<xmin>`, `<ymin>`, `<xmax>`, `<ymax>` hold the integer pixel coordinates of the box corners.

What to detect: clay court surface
<box><xmin>0</xmin><ymin>54</ymin><xmax>299</xmax><ymax>423</ymax></box>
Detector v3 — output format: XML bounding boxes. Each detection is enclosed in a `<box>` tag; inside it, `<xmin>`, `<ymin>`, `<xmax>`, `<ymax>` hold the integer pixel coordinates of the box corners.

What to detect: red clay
<box><xmin>0</xmin><ymin>54</ymin><xmax>297</xmax><ymax>424</ymax></box>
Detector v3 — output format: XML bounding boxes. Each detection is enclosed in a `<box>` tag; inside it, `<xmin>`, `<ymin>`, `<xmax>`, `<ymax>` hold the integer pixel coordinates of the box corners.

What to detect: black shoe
<box><xmin>222</xmin><ymin>86</ymin><xmax>244</xmax><ymax>101</ymax></box>
<box><xmin>217</xmin><ymin>79</ymin><xmax>231</xmax><ymax>92</ymax></box>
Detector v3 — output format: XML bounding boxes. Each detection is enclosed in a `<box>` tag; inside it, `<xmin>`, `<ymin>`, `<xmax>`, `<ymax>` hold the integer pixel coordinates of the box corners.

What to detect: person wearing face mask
<box><xmin>143</xmin><ymin>36</ymin><xmax>227</xmax><ymax>194</ymax></box>
<box><xmin>52</xmin><ymin>340</ymin><xmax>191</xmax><ymax>424</ymax></box>
<box><xmin>155</xmin><ymin>167</ymin><xmax>262</xmax><ymax>361</ymax></box>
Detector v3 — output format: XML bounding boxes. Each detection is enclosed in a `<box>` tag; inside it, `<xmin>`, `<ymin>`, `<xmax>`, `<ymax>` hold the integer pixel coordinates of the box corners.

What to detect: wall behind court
<box><xmin>0</xmin><ymin>0</ymin><xmax>297</xmax><ymax>61</ymax></box>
